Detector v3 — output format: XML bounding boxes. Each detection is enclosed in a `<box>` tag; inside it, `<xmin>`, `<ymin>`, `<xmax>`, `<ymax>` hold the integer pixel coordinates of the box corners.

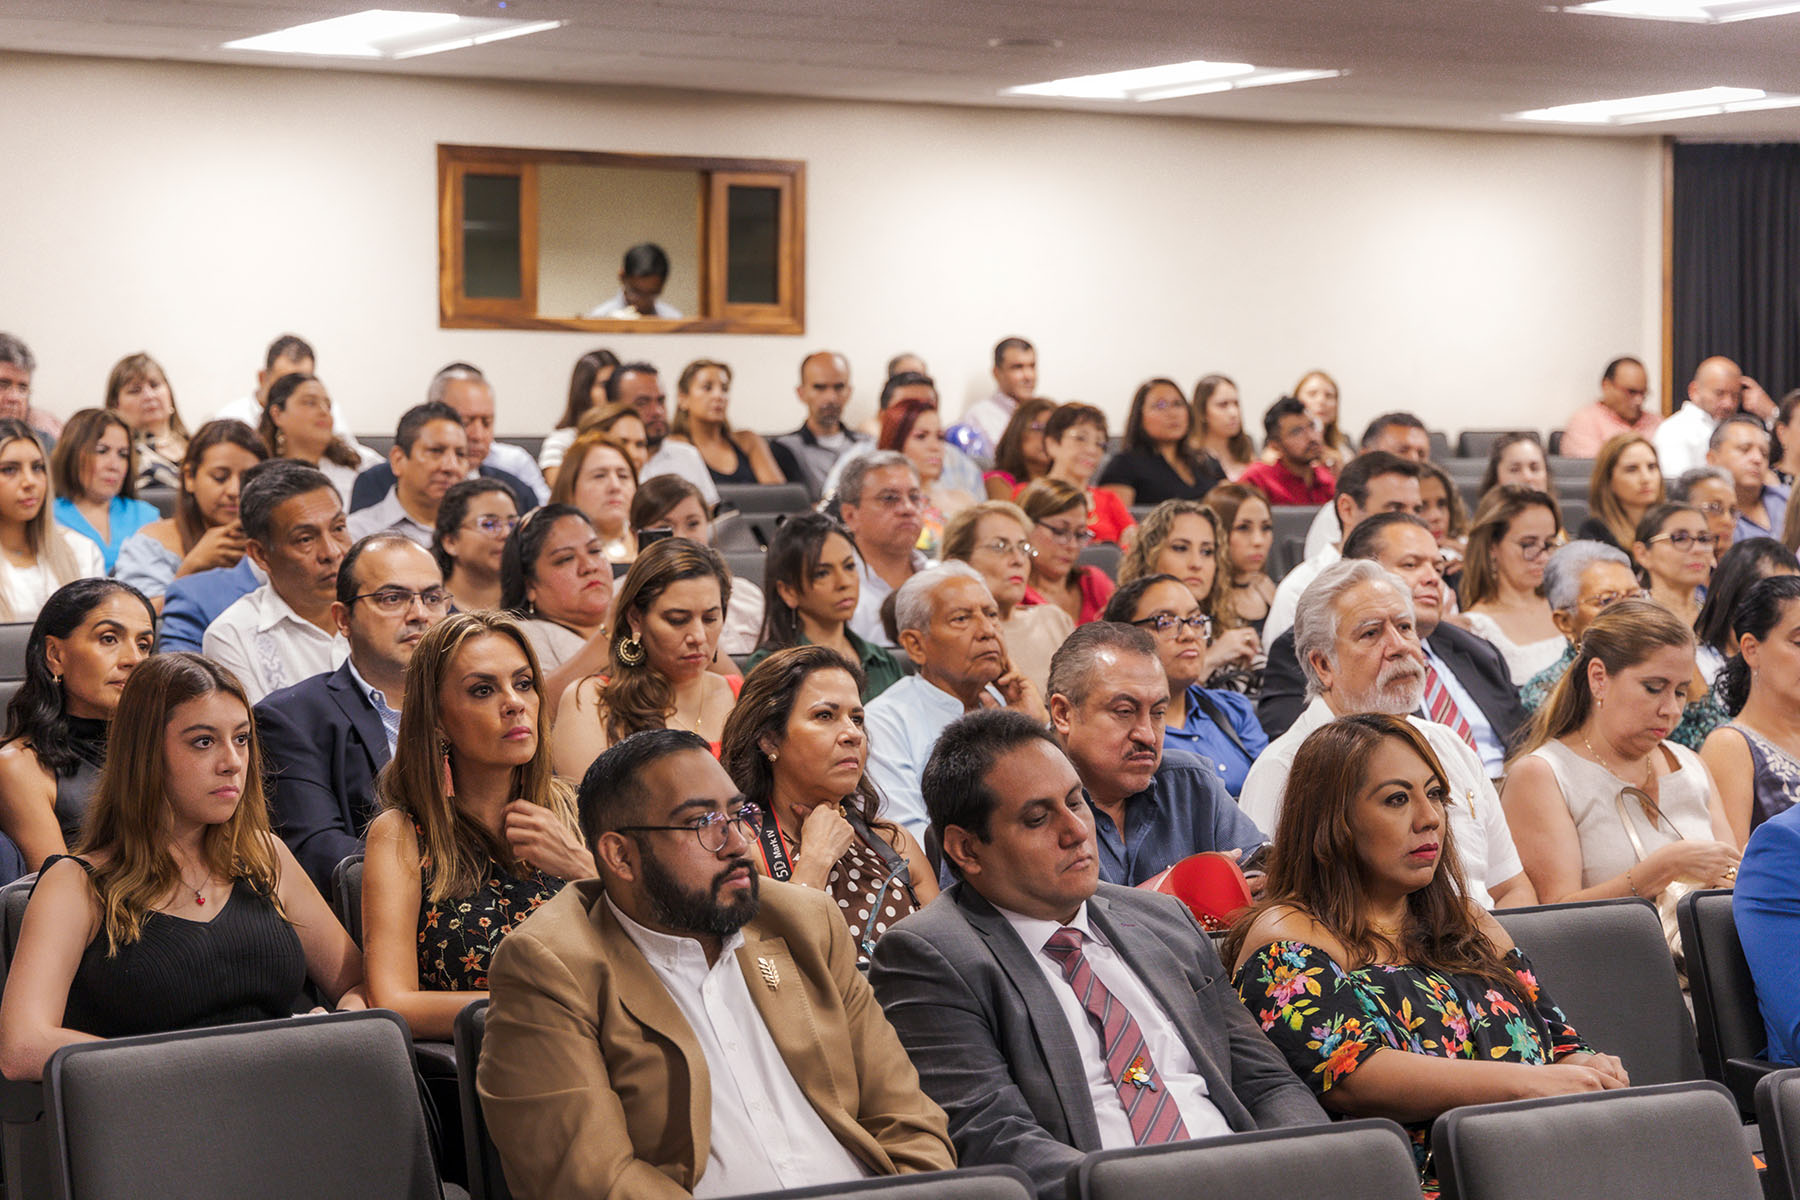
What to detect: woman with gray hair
<box><xmin>1517</xmin><ymin>540</ymin><xmax>1642</xmax><ymax>715</ymax></box>
<box><xmin>1670</xmin><ymin>465</ymin><xmax>1739</xmax><ymax>554</ymax></box>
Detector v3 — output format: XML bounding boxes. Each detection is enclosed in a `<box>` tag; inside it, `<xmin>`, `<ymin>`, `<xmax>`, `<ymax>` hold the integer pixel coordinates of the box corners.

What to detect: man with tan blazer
<box><xmin>478</xmin><ymin>728</ymin><xmax>955</xmax><ymax>1200</ymax></box>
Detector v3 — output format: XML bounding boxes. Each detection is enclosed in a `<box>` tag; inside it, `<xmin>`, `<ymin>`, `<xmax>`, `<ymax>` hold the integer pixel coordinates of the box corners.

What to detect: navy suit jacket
<box><xmin>349</xmin><ymin>461</ymin><xmax>535</xmax><ymax>515</ymax></box>
<box><xmin>254</xmin><ymin>660</ymin><xmax>391</xmax><ymax>893</ymax></box>
<box><xmin>158</xmin><ymin>557</ymin><xmax>260</xmax><ymax>654</ymax></box>
<box><xmin>868</xmin><ymin>882</ymin><xmax>1325</xmax><ymax>1200</ymax></box>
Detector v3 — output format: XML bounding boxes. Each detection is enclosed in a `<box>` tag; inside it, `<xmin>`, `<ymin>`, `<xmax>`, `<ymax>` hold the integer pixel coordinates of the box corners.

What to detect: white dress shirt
<box><xmin>849</xmin><ymin>548</ymin><xmax>929</xmax><ymax>650</ymax></box>
<box><xmin>605</xmin><ymin>898</ymin><xmax>869</xmax><ymax>1198</ymax></box>
<box><xmin>538</xmin><ymin>427</ymin><xmax>578</xmax><ymax>473</ymax></box>
<box><xmin>1239</xmin><ymin>697</ymin><xmax>1522</xmax><ymax>909</ymax></box>
<box><xmin>1301</xmin><ymin>503</ymin><xmax>1340</xmax><ymax>562</ymax></box>
<box><xmin>643</xmin><ymin>440</ymin><xmax>722</xmax><ymax>506</ymax></box>
<box><xmin>1263</xmin><ymin>545</ymin><xmax>1341</xmax><ymax>646</ymax></box>
<box><xmin>865</xmin><ymin>673</ymin><xmax>999</xmax><ymax>838</ymax></box>
<box><xmin>347</xmin><ymin>488</ymin><xmax>434</xmax><ymax>549</ymax></box>
<box><xmin>1651</xmin><ymin>403</ymin><xmax>1718</xmax><ymax>479</ymax></box>
<box><xmin>201</xmin><ymin>582</ymin><xmax>348</xmax><ymax>705</ymax></box>
<box><xmin>483</xmin><ymin>441</ymin><xmax>550</xmax><ymax>504</ymax></box>
<box><xmin>995</xmin><ymin>902</ymin><xmax>1234</xmax><ymax>1148</ymax></box>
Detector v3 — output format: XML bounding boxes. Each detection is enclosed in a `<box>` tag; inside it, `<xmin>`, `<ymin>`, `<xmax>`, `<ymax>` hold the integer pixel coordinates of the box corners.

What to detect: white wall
<box><xmin>0</xmin><ymin>52</ymin><xmax>1664</xmax><ymax>443</ymax></box>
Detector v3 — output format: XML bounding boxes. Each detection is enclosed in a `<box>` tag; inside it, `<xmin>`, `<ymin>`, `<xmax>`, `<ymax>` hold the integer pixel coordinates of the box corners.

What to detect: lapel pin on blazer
<box><xmin>757</xmin><ymin>956</ymin><xmax>781</xmax><ymax>991</ymax></box>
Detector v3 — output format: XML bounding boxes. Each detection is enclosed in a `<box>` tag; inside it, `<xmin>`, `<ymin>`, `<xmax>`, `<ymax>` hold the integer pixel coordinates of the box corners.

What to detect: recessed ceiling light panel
<box><xmin>222</xmin><ymin>9</ymin><xmax>563</xmax><ymax>60</ymax></box>
<box><xmin>1510</xmin><ymin>85</ymin><xmax>1800</xmax><ymax>123</ymax></box>
<box><xmin>1561</xmin><ymin>0</ymin><xmax>1800</xmax><ymax>22</ymax></box>
<box><xmin>1004</xmin><ymin>59</ymin><xmax>1342</xmax><ymax>102</ymax></box>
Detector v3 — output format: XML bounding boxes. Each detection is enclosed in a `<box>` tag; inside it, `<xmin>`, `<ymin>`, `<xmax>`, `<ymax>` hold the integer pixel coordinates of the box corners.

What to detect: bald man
<box><xmin>1654</xmin><ymin>356</ymin><xmax>1769</xmax><ymax>477</ymax></box>
<box><xmin>772</xmin><ymin>350</ymin><xmax>871</xmax><ymax>499</ymax></box>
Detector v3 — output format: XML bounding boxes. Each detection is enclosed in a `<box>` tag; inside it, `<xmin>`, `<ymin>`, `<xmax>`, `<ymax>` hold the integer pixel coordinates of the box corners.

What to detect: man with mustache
<box><xmin>1048</xmin><ymin>622</ymin><xmax>1264</xmax><ymax>888</ymax></box>
<box><xmin>478</xmin><ymin>729</ymin><xmax>955</xmax><ymax>1199</ymax></box>
<box><xmin>770</xmin><ymin>350</ymin><xmax>870</xmax><ymax>501</ymax></box>
<box><xmin>1240</xmin><ymin>558</ymin><xmax>1532</xmax><ymax>909</ymax></box>
<box><xmin>255</xmin><ymin>534</ymin><xmax>449</xmax><ymax>891</ymax></box>
<box><xmin>867</xmin><ymin>710</ymin><xmax>1323</xmax><ymax>1200</ymax></box>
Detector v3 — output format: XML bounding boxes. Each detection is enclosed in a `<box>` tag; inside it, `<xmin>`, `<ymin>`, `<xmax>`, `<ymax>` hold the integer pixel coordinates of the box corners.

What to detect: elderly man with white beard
<box><xmin>1238</xmin><ymin>558</ymin><xmax>1536</xmax><ymax>909</ymax></box>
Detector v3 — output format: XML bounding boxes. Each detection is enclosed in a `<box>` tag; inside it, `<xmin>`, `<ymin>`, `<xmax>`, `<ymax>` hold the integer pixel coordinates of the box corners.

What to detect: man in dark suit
<box><xmin>1258</xmin><ymin>512</ymin><xmax>1528</xmax><ymax>773</ymax></box>
<box><xmin>255</xmin><ymin>533</ymin><xmax>449</xmax><ymax>890</ymax></box>
<box><xmin>868</xmin><ymin>710</ymin><xmax>1324</xmax><ymax>1200</ymax></box>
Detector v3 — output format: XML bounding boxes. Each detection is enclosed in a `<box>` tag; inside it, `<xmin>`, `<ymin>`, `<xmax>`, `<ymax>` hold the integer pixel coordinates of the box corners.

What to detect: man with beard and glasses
<box><xmin>1047</xmin><ymin>622</ymin><xmax>1264</xmax><ymax>888</ymax></box>
<box><xmin>1238</xmin><ymin>559</ymin><xmax>1532</xmax><ymax>909</ymax></box>
<box><xmin>477</xmin><ymin>729</ymin><xmax>955</xmax><ymax>1200</ymax></box>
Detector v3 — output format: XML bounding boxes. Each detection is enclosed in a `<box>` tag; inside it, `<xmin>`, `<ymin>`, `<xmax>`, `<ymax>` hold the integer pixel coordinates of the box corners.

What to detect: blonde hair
<box><xmin>0</xmin><ymin>421</ymin><xmax>80</xmax><ymax>622</ymax></box>
<box><xmin>1119</xmin><ymin>499</ymin><xmax>1237</xmax><ymax>630</ymax></box>
<box><xmin>549</xmin><ymin>431</ymin><xmax>641</xmax><ymax>527</ymax></box>
<box><xmin>670</xmin><ymin>359</ymin><xmax>734</xmax><ymax>439</ymax></box>
<box><xmin>377</xmin><ymin>612</ymin><xmax>575</xmax><ymax>904</ymax></box>
<box><xmin>76</xmin><ymin>653</ymin><xmax>284</xmax><ymax>954</ymax></box>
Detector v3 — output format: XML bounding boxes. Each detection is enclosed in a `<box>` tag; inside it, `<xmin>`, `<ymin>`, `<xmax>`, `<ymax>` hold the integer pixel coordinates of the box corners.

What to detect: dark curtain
<box><xmin>1672</xmin><ymin>142</ymin><xmax>1800</xmax><ymax>406</ymax></box>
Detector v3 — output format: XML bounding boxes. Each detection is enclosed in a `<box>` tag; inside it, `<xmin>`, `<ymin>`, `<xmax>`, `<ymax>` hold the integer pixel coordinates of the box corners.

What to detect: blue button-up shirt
<box><xmin>1162</xmin><ymin>685</ymin><xmax>1269</xmax><ymax>798</ymax></box>
<box><xmin>1088</xmin><ymin>749</ymin><xmax>1268</xmax><ymax>887</ymax></box>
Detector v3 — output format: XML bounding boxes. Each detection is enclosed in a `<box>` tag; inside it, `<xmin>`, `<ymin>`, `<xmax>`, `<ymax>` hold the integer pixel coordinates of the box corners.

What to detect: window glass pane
<box><xmin>463</xmin><ymin>174</ymin><xmax>522</xmax><ymax>299</ymax></box>
<box><xmin>725</xmin><ymin>185</ymin><xmax>781</xmax><ymax>305</ymax></box>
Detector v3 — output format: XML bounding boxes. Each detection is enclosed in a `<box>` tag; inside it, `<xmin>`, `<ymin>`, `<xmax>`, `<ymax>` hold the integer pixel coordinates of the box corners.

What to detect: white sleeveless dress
<box><xmin>1528</xmin><ymin>739</ymin><xmax>1716</xmax><ymax>893</ymax></box>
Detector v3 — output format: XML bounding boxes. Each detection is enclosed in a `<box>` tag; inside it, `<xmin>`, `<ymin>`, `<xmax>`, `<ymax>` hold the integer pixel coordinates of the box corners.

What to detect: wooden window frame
<box><xmin>437</xmin><ymin>144</ymin><xmax>805</xmax><ymax>335</ymax></box>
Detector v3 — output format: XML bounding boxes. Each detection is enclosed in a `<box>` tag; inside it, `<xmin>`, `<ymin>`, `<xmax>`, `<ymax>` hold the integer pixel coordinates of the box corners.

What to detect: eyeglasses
<box><xmin>464</xmin><ymin>515</ymin><xmax>520</xmax><ymax>537</ymax></box>
<box><xmin>1145</xmin><ymin>397</ymin><xmax>1188</xmax><ymax>414</ymax></box>
<box><xmin>350</xmin><ymin>587</ymin><xmax>453</xmax><ymax>615</ymax></box>
<box><xmin>1648</xmin><ymin>530</ymin><xmax>1719</xmax><ymax>551</ymax></box>
<box><xmin>1579</xmin><ymin>588</ymin><xmax>1650</xmax><ymax>610</ymax></box>
<box><xmin>871</xmin><ymin>489</ymin><xmax>926</xmax><ymax>511</ymax></box>
<box><xmin>974</xmin><ymin>537</ymin><xmax>1034</xmax><ymax>558</ymax></box>
<box><xmin>1133</xmin><ymin>612</ymin><xmax>1215</xmax><ymax>638</ymax></box>
<box><xmin>1693</xmin><ymin>501</ymin><xmax>1741</xmax><ymax>521</ymax></box>
<box><xmin>1034</xmin><ymin>520</ymin><xmax>1095</xmax><ymax>547</ymax></box>
<box><xmin>616</xmin><ymin>802</ymin><xmax>765</xmax><ymax>853</ymax></box>
<box><xmin>1510</xmin><ymin>536</ymin><xmax>1566</xmax><ymax>561</ymax></box>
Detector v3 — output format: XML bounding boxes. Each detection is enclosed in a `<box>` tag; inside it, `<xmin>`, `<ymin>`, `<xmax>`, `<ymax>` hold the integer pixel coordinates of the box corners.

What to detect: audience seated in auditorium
<box><xmin>480</xmin><ymin>728</ymin><xmax>955</xmax><ymax>1196</ymax></box>
<box><xmin>348</xmin><ymin>401</ymin><xmax>470</xmax><ymax>549</ymax></box>
<box><xmin>1300</xmin><ymin>411</ymin><xmax>1433</xmax><ymax>560</ymax></box>
<box><xmin>1019</xmin><ymin>478</ymin><xmax>1116</xmax><ymax>625</ymax></box>
<box><xmin>868</xmin><ymin>709</ymin><xmax>1323</xmax><ymax>1200</ymax></box>
<box><xmin>201</xmin><ymin>460</ymin><xmax>350</xmax><ymax>704</ymax></box>
<box><xmin>213</xmin><ymin>333</ymin><xmax>352</xmax><ymax>450</ymax></box>
<box><xmin>1103</xmin><ymin>575</ymin><xmax>1268</xmax><ymax>797</ymax></box>
<box><xmin>1039</xmin><ymin>403</ymin><xmax>1134</xmax><ymax>545</ymax></box>
<box><xmin>574</xmin><ymin>399</ymin><xmax>650</xmax><ymax>471</ymax></box>
<box><xmin>431</xmin><ymin>477</ymin><xmax>517</xmax><ymax>614</ymax></box>
<box><xmin>837</xmin><ymin>451</ymin><xmax>929</xmax><ymax>649</ymax></box>
<box><xmin>1229</xmin><ymin>712</ymin><xmax>1624</xmax><ymax>1192</ymax></box>
<box><xmin>1654</xmin><ymin>356</ymin><xmax>1751</xmax><ymax>478</ymax></box>
<box><xmin>1193</xmin><ymin>373</ymin><xmax>1255</xmax><ymax>481</ymax></box>
<box><xmin>363</xmin><ymin>612</ymin><xmax>589</xmax><ymax>1042</ymax></box>
<box><xmin>1122</xmin><ymin>499</ymin><xmax>1260</xmax><ymax>693</ymax></box>
<box><xmin>1500</xmin><ymin>599</ymin><xmax>1740</xmax><ymax>909</ymax></box>
<box><xmin>553</xmin><ymin>538</ymin><xmax>738</xmax><ymax>778</ymax></box>
<box><xmin>1701</xmin><ymin>576</ymin><xmax>1800</xmax><ymax>845</ymax></box>
<box><xmin>1293</xmin><ymin>369</ymin><xmax>1354</xmax><ymax>471</ymax></box>
<box><xmin>632</xmin><ymin>474</ymin><xmax>764</xmax><ymax>657</ymax></box>
<box><xmin>609</xmin><ymin>360</ymin><xmax>720</xmax><ymax>507</ymax></box>
<box><xmin>1731</xmin><ymin>775</ymin><xmax>1800</xmax><ymax>1066</ymax></box>
<box><xmin>0</xmin><ymin>332</ymin><xmax>64</xmax><ymax>445</ymax></box>
<box><xmin>1708</xmin><ymin>413</ymin><xmax>1788</xmax><ymax>542</ymax></box>
<box><xmin>1244</xmin><ymin>560</ymin><xmax>1534</xmax><ymax>908</ymax></box>
<box><xmin>0</xmin><ymin>419</ymin><xmax>103</xmax><ymax>623</ymax></box>
<box><xmin>1517</xmin><ymin>540</ymin><xmax>1645</xmax><ymax>716</ymax></box>
<box><xmin>1670</xmin><ymin>465</ymin><xmax>1740</xmax><ymax>554</ymax></box>
<box><xmin>721</xmin><ymin>646</ymin><xmax>936</xmax><ymax>964</ymax></box>
<box><xmin>157</xmin><ymin>550</ymin><xmax>262</xmax><ymax>654</ymax></box>
<box><xmin>745</xmin><ymin>512</ymin><xmax>904</xmax><ymax>702</ymax></box>
<box><xmin>882</xmin><ymin>394</ymin><xmax>976</xmax><ymax>552</ymax></box>
<box><xmin>50</xmin><ymin>408</ymin><xmax>159</xmax><ymax>572</ymax></box>
<box><xmin>0</xmin><ymin>581</ymin><xmax>153</xmax><ymax>877</ymax></box>
<box><xmin>866</xmin><ymin>563</ymin><xmax>1046</xmax><ymax>839</ymax></box>
<box><xmin>1262</xmin><ymin>514</ymin><xmax>1526</xmax><ymax>755</ymax></box>
<box><xmin>1561</xmin><ymin>356</ymin><xmax>1660</xmax><ymax>458</ymax></box>
<box><xmin>942</xmin><ymin>500</ymin><xmax>1071</xmax><ymax>695</ymax></box>
<box><xmin>983</xmin><ymin>396</ymin><xmax>1055</xmax><ymax>500</ymax></box>
<box><xmin>500</xmin><ymin>504</ymin><xmax>613</xmax><ymax>710</ymax></box>
<box><xmin>352</xmin><ymin>365</ymin><xmax>543</xmax><ymax>512</ymax></box>
<box><xmin>1579</xmin><ymin>431</ymin><xmax>1665</xmax><ymax>550</ymax></box>
<box><xmin>948</xmin><ymin>335</ymin><xmax>1037</xmax><ymax>463</ymax></box>
<box><xmin>258</xmin><ymin>372</ymin><xmax>381</xmax><ymax>509</ymax></box>
<box><xmin>1459</xmin><ymin>485</ymin><xmax>1568</xmax><ymax>684</ymax></box>
<box><xmin>833</xmin><ymin>372</ymin><xmax>988</xmax><ymax>501</ymax></box>
<box><xmin>122</xmin><ymin>422</ymin><xmax>262</xmax><ymax>617</ymax></box>
<box><xmin>1050</xmin><ymin>622</ymin><xmax>1265</xmax><ymax>887</ymax></box>
<box><xmin>1263</xmin><ymin>449</ymin><xmax>1422</xmax><ymax>644</ymax></box>
<box><xmin>1097</xmin><ymin>377</ymin><xmax>1225</xmax><ymax>508</ymax></box>
<box><xmin>1206</xmin><ymin>481</ymin><xmax>1276</xmax><ymax>633</ymax></box>
<box><xmin>102</xmin><ymin>351</ymin><xmax>188</xmax><ymax>490</ymax></box>
<box><xmin>1693</xmin><ymin>537</ymin><xmax>1798</xmax><ymax>687</ymax></box>
<box><xmin>0</xmin><ymin>653</ymin><xmax>368</xmax><ymax>1082</ymax></box>
<box><xmin>538</xmin><ymin>348</ymin><xmax>618</xmax><ymax>486</ymax></box>
<box><xmin>1416</xmin><ymin>459</ymin><xmax>1470</xmax><ymax>586</ymax></box>
<box><xmin>551</xmin><ymin>429</ymin><xmax>638</xmax><ymax>564</ymax></box>
<box><xmin>1478</xmin><ymin>430</ymin><xmax>1549</xmax><ymax>497</ymax></box>
<box><xmin>258</xmin><ymin>535</ymin><xmax>448</xmax><ymax>892</ymax></box>
<box><xmin>671</xmin><ymin>357</ymin><xmax>786</xmax><ymax>485</ymax></box>
<box><xmin>1634</xmin><ymin>501</ymin><xmax>1715</xmax><ymax>629</ymax></box>
<box><xmin>770</xmin><ymin>350</ymin><xmax>870</xmax><ymax>500</ymax></box>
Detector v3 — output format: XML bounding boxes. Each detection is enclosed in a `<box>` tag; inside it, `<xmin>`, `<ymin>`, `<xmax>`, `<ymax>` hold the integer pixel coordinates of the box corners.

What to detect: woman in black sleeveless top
<box><xmin>0</xmin><ymin>653</ymin><xmax>367</xmax><ymax>1081</ymax></box>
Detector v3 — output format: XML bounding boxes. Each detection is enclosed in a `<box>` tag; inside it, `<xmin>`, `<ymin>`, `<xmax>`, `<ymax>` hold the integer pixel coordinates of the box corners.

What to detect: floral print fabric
<box><xmin>417</xmin><ymin>856</ymin><xmax>564</xmax><ymax>990</ymax></box>
<box><xmin>1234</xmin><ymin>939</ymin><xmax>1590</xmax><ymax>1195</ymax></box>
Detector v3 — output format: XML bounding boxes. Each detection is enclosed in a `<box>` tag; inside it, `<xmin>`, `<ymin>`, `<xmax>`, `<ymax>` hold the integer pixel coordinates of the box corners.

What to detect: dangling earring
<box><xmin>617</xmin><ymin>632</ymin><xmax>646</xmax><ymax>667</ymax></box>
<box><xmin>439</xmin><ymin>737</ymin><xmax>455</xmax><ymax>799</ymax></box>
<box><xmin>275</xmin><ymin>429</ymin><xmax>287</xmax><ymax>455</ymax></box>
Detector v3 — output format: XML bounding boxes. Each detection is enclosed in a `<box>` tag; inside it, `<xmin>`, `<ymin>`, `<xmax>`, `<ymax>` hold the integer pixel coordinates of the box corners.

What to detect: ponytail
<box><xmin>1718</xmin><ymin>652</ymin><xmax>1751</xmax><ymax>717</ymax></box>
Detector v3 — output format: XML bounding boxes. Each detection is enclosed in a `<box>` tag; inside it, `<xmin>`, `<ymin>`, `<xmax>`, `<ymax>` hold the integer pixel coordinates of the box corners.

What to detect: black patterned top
<box><xmin>416</xmin><ymin>838</ymin><xmax>564</xmax><ymax>990</ymax></box>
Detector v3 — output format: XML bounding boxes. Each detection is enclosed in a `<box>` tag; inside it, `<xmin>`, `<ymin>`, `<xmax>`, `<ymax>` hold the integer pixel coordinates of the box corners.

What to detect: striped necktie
<box><xmin>1042</xmin><ymin>927</ymin><xmax>1189</xmax><ymax>1146</ymax></box>
<box><xmin>1422</xmin><ymin>661</ymin><xmax>1477</xmax><ymax>751</ymax></box>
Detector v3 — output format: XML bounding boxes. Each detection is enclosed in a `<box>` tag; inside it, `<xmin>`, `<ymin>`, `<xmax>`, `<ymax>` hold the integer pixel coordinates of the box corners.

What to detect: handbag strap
<box><xmin>1190</xmin><ymin>690</ymin><xmax>1253</xmax><ymax>763</ymax></box>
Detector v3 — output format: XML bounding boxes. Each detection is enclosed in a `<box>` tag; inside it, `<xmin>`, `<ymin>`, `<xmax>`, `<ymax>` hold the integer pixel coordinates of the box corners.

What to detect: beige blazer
<box><xmin>477</xmin><ymin>876</ymin><xmax>955</xmax><ymax>1199</ymax></box>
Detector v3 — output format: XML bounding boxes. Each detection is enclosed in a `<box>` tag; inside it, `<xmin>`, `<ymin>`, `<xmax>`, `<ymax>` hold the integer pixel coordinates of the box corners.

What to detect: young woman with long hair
<box><xmin>0</xmin><ymin>653</ymin><xmax>367</xmax><ymax>1080</ymax></box>
<box><xmin>1478</xmin><ymin>432</ymin><xmax>1550</xmax><ymax>498</ymax></box>
<box><xmin>983</xmin><ymin>397</ymin><xmax>1056</xmax><ymax>501</ymax></box>
<box><xmin>670</xmin><ymin>358</ymin><xmax>785</xmax><ymax>484</ymax></box>
<box><xmin>1579</xmin><ymin>432</ymin><xmax>1664</xmax><ymax>550</ymax></box>
<box><xmin>0</xmin><ymin>420</ymin><xmax>102</xmax><ymax>623</ymax></box>
<box><xmin>1292</xmin><ymin>369</ymin><xmax>1353</xmax><ymax>470</ymax></box>
<box><xmin>1459</xmin><ymin>485</ymin><xmax>1567</xmax><ymax>684</ymax></box>
<box><xmin>1204</xmin><ymin>482</ymin><xmax>1276</xmax><ymax>634</ymax></box>
<box><xmin>257</xmin><ymin>372</ymin><xmax>379</xmax><ymax>509</ymax></box>
<box><xmin>881</xmin><ymin>395</ymin><xmax>977</xmax><ymax>550</ymax></box>
<box><xmin>540</xmin><ymin>348</ymin><xmax>619</xmax><ymax>485</ymax></box>
<box><xmin>114</xmin><ymin>419</ymin><xmax>266</xmax><ymax>608</ymax></box>
<box><xmin>433</xmin><ymin>478</ymin><xmax>518</xmax><ymax>614</ymax></box>
<box><xmin>1098</xmin><ymin>377</ymin><xmax>1223</xmax><ymax>507</ymax></box>
<box><xmin>630</xmin><ymin>473</ymin><xmax>764</xmax><ymax>658</ymax></box>
<box><xmin>102</xmin><ymin>352</ymin><xmax>190</xmax><ymax>491</ymax></box>
<box><xmin>1120</xmin><ymin>499</ymin><xmax>1261</xmax><ymax>692</ymax></box>
<box><xmin>1193</xmin><ymin>373</ymin><xmax>1255</xmax><ymax>480</ymax></box>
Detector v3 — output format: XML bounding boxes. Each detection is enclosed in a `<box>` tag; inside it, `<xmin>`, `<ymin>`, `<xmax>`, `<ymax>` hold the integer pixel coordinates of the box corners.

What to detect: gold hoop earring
<box><xmin>617</xmin><ymin>632</ymin><xmax>646</xmax><ymax>667</ymax></box>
